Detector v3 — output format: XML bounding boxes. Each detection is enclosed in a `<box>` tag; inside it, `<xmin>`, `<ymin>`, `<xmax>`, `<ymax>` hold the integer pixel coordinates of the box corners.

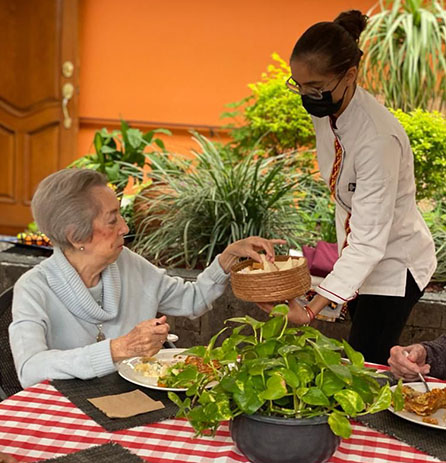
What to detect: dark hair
<box><xmin>290</xmin><ymin>10</ymin><xmax>368</xmax><ymax>75</ymax></box>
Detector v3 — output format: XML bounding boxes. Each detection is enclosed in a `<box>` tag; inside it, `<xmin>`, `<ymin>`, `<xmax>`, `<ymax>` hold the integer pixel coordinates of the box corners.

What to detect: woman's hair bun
<box><xmin>334</xmin><ymin>10</ymin><xmax>368</xmax><ymax>42</ymax></box>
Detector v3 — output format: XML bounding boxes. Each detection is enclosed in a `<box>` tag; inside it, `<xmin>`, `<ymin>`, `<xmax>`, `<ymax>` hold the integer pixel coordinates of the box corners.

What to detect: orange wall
<box><xmin>78</xmin><ymin>0</ymin><xmax>376</xmax><ymax>157</ymax></box>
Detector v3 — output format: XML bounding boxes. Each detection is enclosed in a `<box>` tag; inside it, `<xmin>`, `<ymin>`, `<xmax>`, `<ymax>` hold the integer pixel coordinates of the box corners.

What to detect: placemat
<box><xmin>356</xmin><ymin>370</ymin><xmax>446</xmax><ymax>461</ymax></box>
<box><xmin>356</xmin><ymin>411</ymin><xmax>446</xmax><ymax>461</ymax></box>
<box><xmin>41</xmin><ymin>443</ymin><xmax>145</xmax><ymax>462</ymax></box>
<box><xmin>51</xmin><ymin>372</ymin><xmax>181</xmax><ymax>432</ymax></box>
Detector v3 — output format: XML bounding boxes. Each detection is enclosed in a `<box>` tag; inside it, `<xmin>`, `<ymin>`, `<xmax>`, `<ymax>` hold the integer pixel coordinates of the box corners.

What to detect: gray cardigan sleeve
<box><xmin>421</xmin><ymin>335</ymin><xmax>446</xmax><ymax>380</ymax></box>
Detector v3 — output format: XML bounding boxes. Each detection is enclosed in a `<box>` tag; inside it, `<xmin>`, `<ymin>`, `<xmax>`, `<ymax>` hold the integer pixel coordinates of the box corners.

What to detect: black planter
<box><xmin>230</xmin><ymin>413</ymin><xmax>341</xmax><ymax>463</ymax></box>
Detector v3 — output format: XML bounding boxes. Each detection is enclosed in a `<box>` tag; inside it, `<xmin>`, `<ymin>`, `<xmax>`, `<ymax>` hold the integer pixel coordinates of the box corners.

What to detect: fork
<box><xmin>403</xmin><ymin>350</ymin><xmax>430</xmax><ymax>392</ymax></box>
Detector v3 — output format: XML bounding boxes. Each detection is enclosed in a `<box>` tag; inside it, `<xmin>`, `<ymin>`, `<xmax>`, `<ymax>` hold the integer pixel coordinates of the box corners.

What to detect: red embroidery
<box><xmin>329</xmin><ymin>135</ymin><xmax>343</xmax><ymax>199</ymax></box>
<box><xmin>329</xmin><ymin>124</ymin><xmax>351</xmax><ymax>249</ymax></box>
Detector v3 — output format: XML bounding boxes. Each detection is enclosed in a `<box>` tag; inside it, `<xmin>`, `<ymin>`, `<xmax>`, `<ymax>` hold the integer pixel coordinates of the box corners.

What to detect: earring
<box><xmin>79</xmin><ymin>246</ymin><xmax>85</xmax><ymax>251</ymax></box>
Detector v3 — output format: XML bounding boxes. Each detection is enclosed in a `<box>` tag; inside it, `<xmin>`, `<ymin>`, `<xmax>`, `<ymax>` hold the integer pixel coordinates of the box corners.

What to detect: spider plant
<box><xmin>359</xmin><ymin>0</ymin><xmax>446</xmax><ymax>112</ymax></box>
<box><xmin>130</xmin><ymin>133</ymin><xmax>323</xmax><ymax>268</ymax></box>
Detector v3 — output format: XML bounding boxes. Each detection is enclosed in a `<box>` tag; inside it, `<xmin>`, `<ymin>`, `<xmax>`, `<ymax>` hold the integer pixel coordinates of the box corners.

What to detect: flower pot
<box><xmin>230</xmin><ymin>413</ymin><xmax>341</xmax><ymax>463</ymax></box>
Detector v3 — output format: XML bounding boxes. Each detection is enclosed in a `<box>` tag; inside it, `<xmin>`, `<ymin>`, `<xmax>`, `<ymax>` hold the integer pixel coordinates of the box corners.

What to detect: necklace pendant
<box><xmin>96</xmin><ymin>324</ymin><xmax>106</xmax><ymax>342</ymax></box>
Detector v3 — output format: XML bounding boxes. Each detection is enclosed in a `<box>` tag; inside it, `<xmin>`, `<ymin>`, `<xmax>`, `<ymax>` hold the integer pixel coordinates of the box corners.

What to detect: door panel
<box><xmin>0</xmin><ymin>124</ymin><xmax>15</xmax><ymax>202</ymax></box>
<box><xmin>0</xmin><ymin>0</ymin><xmax>78</xmax><ymax>235</ymax></box>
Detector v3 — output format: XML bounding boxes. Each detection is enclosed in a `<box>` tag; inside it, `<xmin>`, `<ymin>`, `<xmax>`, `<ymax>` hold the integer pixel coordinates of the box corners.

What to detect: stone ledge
<box><xmin>1</xmin><ymin>248</ymin><xmax>445</xmax><ymax>348</ymax></box>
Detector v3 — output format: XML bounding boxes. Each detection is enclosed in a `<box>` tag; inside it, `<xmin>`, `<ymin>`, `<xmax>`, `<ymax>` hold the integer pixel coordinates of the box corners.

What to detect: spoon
<box><xmin>403</xmin><ymin>350</ymin><xmax>430</xmax><ymax>392</ymax></box>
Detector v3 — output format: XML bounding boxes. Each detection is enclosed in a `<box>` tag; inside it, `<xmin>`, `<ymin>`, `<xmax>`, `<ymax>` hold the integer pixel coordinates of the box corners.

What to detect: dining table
<box><xmin>0</xmin><ymin>367</ymin><xmax>444</xmax><ymax>463</ymax></box>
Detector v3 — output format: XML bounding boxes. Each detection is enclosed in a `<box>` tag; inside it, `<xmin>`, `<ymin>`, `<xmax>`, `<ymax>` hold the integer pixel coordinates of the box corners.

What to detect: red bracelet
<box><xmin>304</xmin><ymin>305</ymin><xmax>315</xmax><ymax>322</ymax></box>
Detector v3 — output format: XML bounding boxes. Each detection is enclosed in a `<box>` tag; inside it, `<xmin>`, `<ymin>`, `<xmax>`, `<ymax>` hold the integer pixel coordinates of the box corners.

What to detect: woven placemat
<box><xmin>51</xmin><ymin>372</ymin><xmax>181</xmax><ymax>432</ymax></box>
<box><xmin>357</xmin><ymin>411</ymin><xmax>446</xmax><ymax>461</ymax></box>
<box><xmin>41</xmin><ymin>443</ymin><xmax>145</xmax><ymax>462</ymax></box>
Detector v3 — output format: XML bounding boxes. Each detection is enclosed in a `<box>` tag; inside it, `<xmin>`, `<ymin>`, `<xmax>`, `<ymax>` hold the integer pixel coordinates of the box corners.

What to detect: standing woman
<box><xmin>278</xmin><ymin>10</ymin><xmax>436</xmax><ymax>363</ymax></box>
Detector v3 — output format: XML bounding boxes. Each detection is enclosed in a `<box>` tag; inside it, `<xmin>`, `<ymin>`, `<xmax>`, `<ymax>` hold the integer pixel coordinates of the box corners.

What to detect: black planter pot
<box><xmin>230</xmin><ymin>413</ymin><xmax>341</xmax><ymax>463</ymax></box>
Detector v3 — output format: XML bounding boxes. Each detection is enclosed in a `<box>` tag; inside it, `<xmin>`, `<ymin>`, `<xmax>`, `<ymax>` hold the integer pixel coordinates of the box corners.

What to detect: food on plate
<box><xmin>134</xmin><ymin>356</ymin><xmax>179</xmax><ymax>379</ymax></box>
<box><xmin>422</xmin><ymin>417</ymin><xmax>439</xmax><ymax>425</ymax></box>
<box><xmin>238</xmin><ymin>255</ymin><xmax>304</xmax><ymax>274</ymax></box>
<box><xmin>133</xmin><ymin>354</ymin><xmax>220</xmax><ymax>389</ymax></box>
<box><xmin>401</xmin><ymin>385</ymin><xmax>446</xmax><ymax>416</ymax></box>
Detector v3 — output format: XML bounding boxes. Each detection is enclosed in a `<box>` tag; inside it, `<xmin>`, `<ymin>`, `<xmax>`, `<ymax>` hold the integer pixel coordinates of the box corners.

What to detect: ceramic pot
<box><xmin>230</xmin><ymin>413</ymin><xmax>341</xmax><ymax>463</ymax></box>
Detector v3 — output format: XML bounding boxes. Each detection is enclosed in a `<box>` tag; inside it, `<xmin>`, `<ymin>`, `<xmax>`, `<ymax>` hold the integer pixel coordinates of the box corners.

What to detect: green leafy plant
<box><xmin>167</xmin><ymin>305</ymin><xmax>403</xmax><ymax>438</ymax></box>
<box><xmin>422</xmin><ymin>198</ymin><xmax>446</xmax><ymax>283</ymax></box>
<box><xmin>392</xmin><ymin>109</ymin><xmax>446</xmax><ymax>201</ymax></box>
<box><xmin>71</xmin><ymin>120</ymin><xmax>171</xmax><ymax>193</ymax></box>
<box><xmin>221</xmin><ymin>53</ymin><xmax>315</xmax><ymax>156</ymax></box>
<box><xmin>131</xmin><ymin>133</ymin><xmax>326</xmax><ymax>268</ymax></box>
<box><xmin>359</xmin><ymin>0</ymin><xmax>446</xmax><ymax>111</ymax></box>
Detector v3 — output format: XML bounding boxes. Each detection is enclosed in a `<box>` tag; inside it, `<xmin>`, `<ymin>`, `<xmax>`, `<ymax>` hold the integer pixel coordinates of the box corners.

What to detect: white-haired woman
<box><xmin>10</xmin><ymin>168</ymin><xmax>284</xmax><ymax>388</ymax></box>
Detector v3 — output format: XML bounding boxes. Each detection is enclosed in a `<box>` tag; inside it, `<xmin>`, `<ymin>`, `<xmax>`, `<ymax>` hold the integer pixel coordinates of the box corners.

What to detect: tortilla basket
<box><xmin>230</xmin><ymin>255</ymin><xmax>311</xmax><ymax>302</ymax></box>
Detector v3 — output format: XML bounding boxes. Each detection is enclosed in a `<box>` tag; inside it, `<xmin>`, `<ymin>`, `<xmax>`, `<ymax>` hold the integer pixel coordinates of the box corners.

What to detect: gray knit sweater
<box><xmin>422</xmin><ymin>335</ymin><xmax>446</xmax><ymax>380</ymax></box>
<box><xmin>9</xmin><ymin>247</ymin><xmax>229</xmax><ymax>388</ymax></box>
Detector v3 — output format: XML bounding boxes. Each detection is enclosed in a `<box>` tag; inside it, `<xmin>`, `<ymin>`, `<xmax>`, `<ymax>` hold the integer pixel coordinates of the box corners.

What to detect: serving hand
<box><xmin>111</xmin><ymin>315</ymin><xmax>170</xmax><ymax>361</ymax></box>
<box><xmin>257</xmin><ymin>298</ymin><xmax>312</xmax><ymax>325</ymax></box>
<box><xmin>218</xmin><ymin>236</ymin><xmax>287</xmax><ymax>273</ymax></box>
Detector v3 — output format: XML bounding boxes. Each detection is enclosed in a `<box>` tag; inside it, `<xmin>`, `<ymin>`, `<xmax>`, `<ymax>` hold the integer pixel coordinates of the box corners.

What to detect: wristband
<box><xmin>304</xmin><ymin>305</ymin><xmax>315</xmax><ymax>322</ymax></box>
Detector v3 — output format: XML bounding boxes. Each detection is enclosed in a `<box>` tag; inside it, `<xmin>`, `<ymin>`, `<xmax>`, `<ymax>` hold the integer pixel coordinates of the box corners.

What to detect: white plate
<box><xmin>389</xmin><ymin>382</ymin><xmax>446</xmax><ymax>430</ymax></box>
<box><xmin>118</xmin><ymin>348</ymin><xmax>189</xmax><ymax>392</ymax></box>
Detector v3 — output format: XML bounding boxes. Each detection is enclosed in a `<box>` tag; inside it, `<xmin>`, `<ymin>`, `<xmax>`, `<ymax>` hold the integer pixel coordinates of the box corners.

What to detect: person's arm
<box><xmin>9</xmin><ymin>280</ymin><xmax>116</xmax><ymax>389</ymax></box>
<box><xmin>316</xmin><ymin>135</ymin><xmax>402</xmax><ymax>304</ymax></box>
<box><xmin>152</xmin><ymin>237</ymin><xmax>285</xmax><ymax>318</ymax></box>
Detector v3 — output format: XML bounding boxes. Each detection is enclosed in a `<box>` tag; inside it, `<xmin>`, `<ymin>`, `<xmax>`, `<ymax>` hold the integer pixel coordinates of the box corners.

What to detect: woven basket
<box><xmin>230</xmin><ymin>255</ymin><xmax>311</xmax><ymax>303</ymax></box>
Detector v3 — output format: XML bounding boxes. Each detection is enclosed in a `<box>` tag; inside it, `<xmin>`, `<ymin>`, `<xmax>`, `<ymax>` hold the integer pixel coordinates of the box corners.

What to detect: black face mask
<box><xmin>301</xmin><ymin>86</ymin><xmax>347</xmax><ymax>118</ymax></box>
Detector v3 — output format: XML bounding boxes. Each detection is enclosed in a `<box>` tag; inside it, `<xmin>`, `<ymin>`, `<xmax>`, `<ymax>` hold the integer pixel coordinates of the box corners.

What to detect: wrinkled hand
<box><xmin>0</xmin><ymin>453</ymin><xmax>18</xmax><ymax>463</ymax></box>
<box><xmin>257</xmin><ymin>298</ymin><xmax>311</xmax><ymax>326</ymax></box>
<box><xmin>388</xmin><ymin>344</ymin><xmax>430</xmax><ymax>380</ymax></box>
<box><xmin>111</xmin><ymin>316</ymin><xmax>170</xmax><ymax>362</ymax></box>
<box><xmin>218</xmin><ymin>236</ymin><xmax>287</xmax><ymax>273</ymax></box>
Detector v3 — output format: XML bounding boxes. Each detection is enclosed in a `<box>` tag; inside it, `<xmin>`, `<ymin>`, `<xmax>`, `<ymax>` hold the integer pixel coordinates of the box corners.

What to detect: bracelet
<box><xmin>301</xmin><ymin>306</ymin><xmax>311</xmax><ymax>325</ymax></box>
<box><xmin>304</xmin><ymin>305</ymin><xmax>315</xmax><ymax>322</ymax></box>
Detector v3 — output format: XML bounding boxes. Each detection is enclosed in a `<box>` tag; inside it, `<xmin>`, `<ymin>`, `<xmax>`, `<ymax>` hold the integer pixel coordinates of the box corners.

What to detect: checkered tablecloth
<box><xmin>0</xmin><ymin>381</ymin><xmax>442</xmax><ymax>463</ymax></box>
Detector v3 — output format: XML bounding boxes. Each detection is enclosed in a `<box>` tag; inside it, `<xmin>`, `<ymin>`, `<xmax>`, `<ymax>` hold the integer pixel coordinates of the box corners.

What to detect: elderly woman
<box><xmin>10</xmin><ymin>168</ymin><xmax>284</xmax><ymax>389</ymax></box>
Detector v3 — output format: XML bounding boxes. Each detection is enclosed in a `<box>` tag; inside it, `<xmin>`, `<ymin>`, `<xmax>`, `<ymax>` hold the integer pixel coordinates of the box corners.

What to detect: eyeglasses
<box><xmin>286</xmin><ymin>72</ymin><xmax>345</xmax><ymax>100</ymax></box>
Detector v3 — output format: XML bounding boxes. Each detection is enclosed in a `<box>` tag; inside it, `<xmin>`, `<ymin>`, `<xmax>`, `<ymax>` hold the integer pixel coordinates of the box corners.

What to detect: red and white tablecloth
<box><xmin>0</xmin><ymin>381</ymin><xmax>442</xmax><ymax>463</ymax></box>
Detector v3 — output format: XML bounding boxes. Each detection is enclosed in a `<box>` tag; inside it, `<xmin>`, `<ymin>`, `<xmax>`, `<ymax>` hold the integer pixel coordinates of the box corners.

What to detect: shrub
<box><xmin>422</xmin><ymin>199</ymin><xmax>446</xmax><ymax>283</ymax></box>
<box><xmin>71</xmin><ymin>121</ymin><xmax>170</xmax><ymax>194</ymax></box>
<box><xmin>392</xmin><ymin>109</ymin><xmax>446</xmax><ymax>201</ymax></box>
<box><xmin>360</xmin><ymin>0</ymin><xmax>446</xmax><ymax>112</ymax></box>
<box><xmin>131</xmin><ymin>133</ymin><xmax>326</xmax><ymax>268</ymax></box>
<box><xmin>221</xmin><ymin>53</ymin><xmax>315</xmax><ymax>156</ymax></box>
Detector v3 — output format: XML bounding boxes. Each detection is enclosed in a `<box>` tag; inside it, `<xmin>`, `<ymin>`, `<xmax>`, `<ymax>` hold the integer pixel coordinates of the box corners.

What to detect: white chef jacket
<box><xmin>312</xmin><ymin>86</ymin><xmax>436</xmax><ymax>304</ymax></box>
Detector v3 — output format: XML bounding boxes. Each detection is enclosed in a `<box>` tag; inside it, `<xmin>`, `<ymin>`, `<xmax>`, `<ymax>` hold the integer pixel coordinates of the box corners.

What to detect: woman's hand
<box><xmin>218</xmin><ymin>236</ymin><xmax>287</xmax><ymax>273</ymax></box>
<box><xmin>110</xmin><ymin>316</ymin><xmax>170</xmax><ymax>362</ymax></box>
<box><xmin>388</xmin><ymin>344</ymin><xmax>430</xmax><ymax>380</ymax></box>
<box><xmin>257</xmin><ymin>298</ymin><xmax>311</xmax><ymax>325</ymax></box>
<box><xmin>0</xmin><ymin>453</ymin><xmax>18</xmax><ymax>463</ymax></box>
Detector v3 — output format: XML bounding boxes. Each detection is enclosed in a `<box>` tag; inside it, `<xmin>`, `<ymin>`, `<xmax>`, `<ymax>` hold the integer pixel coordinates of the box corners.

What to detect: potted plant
<box><xmin>359</xmin><ymin>0</ymin><xmax>446</xmax><ymax>112</ymax></box>
<box><xmin>166</xmin><ymin>305</ymin><xmax>403</xmax><ymax>463</ymax></box>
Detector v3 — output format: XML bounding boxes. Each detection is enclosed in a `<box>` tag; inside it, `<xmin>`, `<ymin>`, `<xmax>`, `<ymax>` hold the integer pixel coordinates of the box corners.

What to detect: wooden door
<box><xmin>0</xmin><ymin>0</ymin><xmax>79</xmax><ymax>235</ymax></box>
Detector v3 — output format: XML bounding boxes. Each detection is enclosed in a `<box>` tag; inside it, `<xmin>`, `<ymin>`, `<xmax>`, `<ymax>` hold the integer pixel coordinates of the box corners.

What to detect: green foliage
<box><xmin>221</xmin><ymin>53</ymin><xmax>315</xmax><ymax>155</ymax></box>
<box><xmin>166</xmin><ymin>305</ymin><xmax>401</xmax><ymax>438</ymax></box>
<box><xmin>422</xmin><ymin>198</ymin><xmax>446</xmax><ymax>283</ymax></box>
<box><xmin>70</xmin><ymin>120</ymin><xmax>171</xmax><ymax>193</ymax></box>
<box><xmin>360</xmin><ymin>0</ymin><xmax>446</xmax><ymax>111</ymax></box>
<box><xmin>131</xmin><ymin>133</ymin><xmax>333</xmax><ymax>268</ymax></box>
<box><xmin>391</xmin><ymin>109</ymin><xmax>446</xmax><ymax>201</ymax></box>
